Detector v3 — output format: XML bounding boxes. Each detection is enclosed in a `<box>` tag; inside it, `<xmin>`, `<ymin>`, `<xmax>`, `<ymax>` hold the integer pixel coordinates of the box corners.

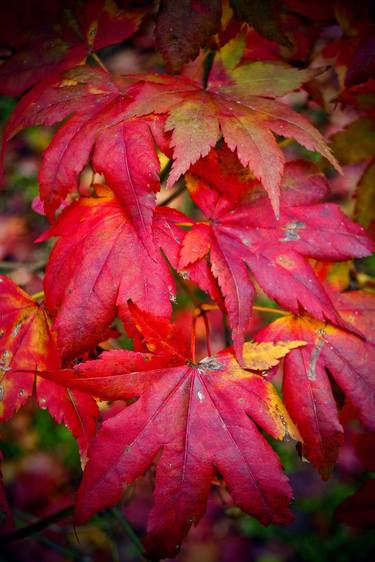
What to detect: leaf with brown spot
<box><xmin>256</xmin><ymin>290</ymin><xmax>375</xmax><ymax>478</ymax></box>
<box><xmin>179</xmin><ymin>160</ymin><xmax>374</xmax><ymax>361</ymax></box>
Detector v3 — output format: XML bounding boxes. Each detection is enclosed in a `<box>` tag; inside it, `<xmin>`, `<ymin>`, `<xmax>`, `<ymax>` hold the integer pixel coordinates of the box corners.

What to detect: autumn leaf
<box><xmin>38</xmin><ymin>303</ymin><xmax>303</xmax><ymax>558</ymax></box>
<box><xmin>155</xmin><ymin>0</ymin><xmax>222</xmax><ymax>71</ymax></box>
<box><xmin>0</xmin><ymin>276</ymin><xmax>98</xmax><ymax>460</ymax></box>
<box><xmin>1</xmin><ymin>67</ymin><xmax>169</xmax><ymax>250</ymax></box>
<box><xmin>179</xmin><ymin>158</ymin><xmax>374</xmax><ymax>360</ymax></box>
<box><xmin>37</xmin><ymin>189</ymin><xmax>190</xmax><ymax>359</ymax></box>
<box><xmin>256</xmin><ymin>290</ymin><xmax>375</xmax><ymax>478</ymax></box>
<box><xmin>0</xmin><ymin>0</ymin><xmax>146</xmax><ymax>96</ymax></box>
<box><xmin>126</xmin><ymin>41</ymin><xmax>338</xmax><ymax>215</ymax></box>
<box><xmin>2</xmin><ymin>34</ymin><xmax>336</xmax><ymax>224</ymax></box>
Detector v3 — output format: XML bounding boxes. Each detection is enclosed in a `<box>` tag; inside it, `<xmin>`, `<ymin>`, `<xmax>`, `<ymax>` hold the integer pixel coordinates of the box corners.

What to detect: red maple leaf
<box><xmin>178</xmin><ymin>157</ymin><xmax>374</xmax><ymax>360</ymax></box>
<box><xmin>0</xmin><ymin>275</ymin><xmax>98</xmax><ymax>461</ymax></box>
<box><xmin>37</xmin><ymin>187</ymin><xmax>190</xmax><ymax>359</ymax></box>
<box><xmin>0</xmin><ymin>0</ymin><xmax>146</xmax><ymax>97</ymax></box>
<box><xmin>1</xmin><ymin>67</ymin><xmax>171</xmax><ymax>251</ymax></box>
<box><xmin>39</xmin><ymin>303</ymin><xmax>304</xmax><ymax>558</ymax></box>
<box><xmin>1</xmin><ymin>36</ymin><xmax>337</xmax><ymax>231</ymax></box>
<box><xmin>126</xmin><ymin>46</ymin><xmax>338</xmax><ymax>215</ymax></box>
<box><xmin>256</xmin><ymin>290</ymin><xmax>375</xmax><ymax>478</ymax></box>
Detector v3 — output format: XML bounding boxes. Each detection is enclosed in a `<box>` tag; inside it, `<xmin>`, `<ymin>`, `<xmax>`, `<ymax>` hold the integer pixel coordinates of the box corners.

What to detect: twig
<box><xmin>0</xmin><ymin>506</ymin><xmax>74</xmax><ymax>545</ymax></box>
<box><xmin>203</xmin><ymin>49</ymin><xmax>215</xmax><ymax>89</ymax></box>
<box><xmin>111</xmin><ymin>507</ymin><xmax>146</xmax><ymax>559</ymax></box>
<box><xmin>91</xmin><ymin>52</ymin><xmax>109</xmax><ymax>72</ymax></box>
<box><xmin>0</xmin><ymin>259</ymin><xmax>47</xmax><ymax>272</ymax></box>
<box><xmin>158</xmin><ymin>182</ymin><xmax>186</xmax><ymax>206</ymax></box>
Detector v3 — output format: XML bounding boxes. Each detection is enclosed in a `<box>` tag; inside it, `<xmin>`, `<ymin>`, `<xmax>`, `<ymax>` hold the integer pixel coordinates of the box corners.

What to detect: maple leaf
<box><xmin>155</xmin><ymin>0</ymin><xmax>222</xmax><ymax>71</ymax></box>
<box><xmin>256</xmin><ymin>290</ymin><xmax>375</xmax><ymax>478</ymax></box>
<box><xmin>0</xmin><ymin>275</ymin><xmax>98</xmax><ymax>460</ymax></box>
<box><xmin>38</xmin><ymin>303</ymin><xmax>303</xmax><ymax>558</ymax></box>
<box><xmin>126</xmin><ymin>42</ymin><xmax>338</xmax><ymax>215</ymax></box>
<box><xmin>0</xmin><ymin>0</ymin><xmax>146</xmax><ymax>96</ymax></box>
<box><xmin>1</xmin><ymin>67</ymin><xmax>169</xmax><ymax>250</ymax></box>
<box><xmin>179</xmin><ymin>158</ymin><xmax>374</xmax><ymax>360</ymax></box>
<box><xmin>37</xmin><ymin>188</ymin><xmax>190</xmax><ymax>359</ymax></box>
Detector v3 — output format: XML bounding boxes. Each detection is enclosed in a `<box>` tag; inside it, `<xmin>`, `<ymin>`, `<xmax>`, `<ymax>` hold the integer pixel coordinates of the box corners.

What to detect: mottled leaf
<box><xmin>257</xmin><ymin>290</ymin><xmax>375</xmax><ymax>477</ymax></box>
<box><xmin>127</xmin><ymin>53</ymin><xmax>338</xmax><ymax>216</ymax></box>
<box><xmin>180</xmin><ymin>161</ymin><xmax>373</xmax><ymax>360</ymax></box>
<box><xmin>0</xmin><ymin>276</ymin><xmax>98</xmax><ymax>460</ymax></box>
<box><xmin>155</xmin><ymin>0</ymin><xmax>221</xmax><ymax>71</ymax></box>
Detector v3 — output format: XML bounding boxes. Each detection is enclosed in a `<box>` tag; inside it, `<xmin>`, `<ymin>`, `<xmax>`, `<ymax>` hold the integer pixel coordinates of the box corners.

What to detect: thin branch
<box><xmin>278</xmin><ymin>138</ymin><xmax>294</xmax><ymax>149</ymax></box>
<box><xmin>0</xmin><ymin>259</ymin><xmax>47</xmax><ymax>272</ymax></box>
<box><xmin>158</xmin><ymin>182</ymin><xmax>186</xmax><ymax>206</ymax></box>
<box><xmin>0</xmin><ymin>506</ymin><xmax>74</xmax><ymax>545</ymax></box>
<box><xmin>111</xmin><ymin>507</ymin><xmax>146</xmax><ymax>559</ymax></box>
<box><xmin>203</xmin><ymin>49</ymin><xmax>215</xmax><ymax>89</ymax></box>
<box><xmin>91</xmin><ymin>52</ymin><xmax>109</xmax><ymax>72</ymax></box>
<box><xmin>159</xmin><ymin>158</ymin><xmax>173</xmax><ymax>184</ymax></box>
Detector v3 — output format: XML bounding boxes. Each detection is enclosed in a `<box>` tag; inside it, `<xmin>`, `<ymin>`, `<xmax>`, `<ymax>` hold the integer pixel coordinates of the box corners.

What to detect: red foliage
<box><xmin>0</xmin><ymin>1</ymin><xmax>374</xmax><ymax>557</ymax></box>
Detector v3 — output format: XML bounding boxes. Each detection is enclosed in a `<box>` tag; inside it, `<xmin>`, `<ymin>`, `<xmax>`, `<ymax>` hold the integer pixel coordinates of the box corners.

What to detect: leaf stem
<box><xmin>191</xmin><ymin>316</ymin><xmax>197</xmax><ymax>363</ymax></box>
<box><xmin>202</xmin><ymin>313</ymin><xmax>212</xmax><ymax>357</ymax></box>
<box><xmin>253</xmin><ymin>305</ymin><xmax>290</xmax><ymax>316</ymax></box>
<box><xmin>278</xmin><ymin>138</ymin><xmax>293</xmax><ymax>148</ymax></box>
<box><xmin>31</xmin><ymin>290</ymin><xmax>45</xmax><ymax>301</ymax></box>
<box><xmin>91</xmin><ymin>52</ymin><xmax>109</xmax><ymax>72</ymax></box>
<box><xmin>191</xmin><ymin>301</ymin><xmax>290</xmax><ymax>317</ymax></box>
<box><xmin>203</xmin><ymin>49</ymin><xmax>215</xmax><ymax>89</ymax></box>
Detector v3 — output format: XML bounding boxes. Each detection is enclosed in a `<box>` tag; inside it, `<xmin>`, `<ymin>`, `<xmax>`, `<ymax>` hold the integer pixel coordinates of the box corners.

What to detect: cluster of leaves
<box><xmin>0</xmin><ymin>0</ymin><xmax>374</xmax><ymax>559</ymax></box>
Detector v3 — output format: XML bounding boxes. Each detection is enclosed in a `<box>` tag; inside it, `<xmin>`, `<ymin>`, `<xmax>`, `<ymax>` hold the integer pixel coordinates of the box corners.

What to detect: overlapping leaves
<box><xmin>40</xmin><ymin>303</ymin><xmax>303</xmax><ymax>558</ymax></box>
<box><xmin>37</xmin><ymin>187</ymin><xmax>188</xmax><ymax>359</ymax></box>
<box><xmin>179</xmin><ymin>155</ymin><xmax>374</xmax><ymax>359</ymax></box>
<box><xmin>0</xmin><ymin>276</ymin><xmax>98</xmax><ymax>460</ymax></box>
<box><xmin>2</xmin><ymin>36</ymin><xmax>338</xmax><ymax>227</ymax></box>
<box><xmin>0</xmin><ymin>0</ymin><xmax>145</xmax><ymax>96</ymax></box>
<box><xmin>257</xmin><ymin>290</ymin><xmax>375</xmax><ymax>478</ymax></box>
